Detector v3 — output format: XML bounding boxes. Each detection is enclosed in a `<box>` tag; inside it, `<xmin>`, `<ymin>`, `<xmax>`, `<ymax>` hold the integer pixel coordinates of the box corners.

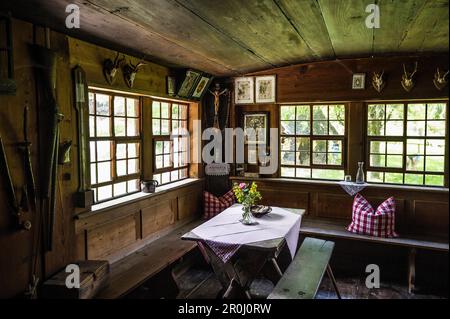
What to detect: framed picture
<box><xmin>255</xmin><ymin>75</ymin><xmax>276</xmax><ymax>103</ymax></box>
<box><xmin>242</xmin><ymin>112</ymin><xmax>269</xmax><ymax>145</ymax></box>
<box><xmin>177</xmin><ymin>69</ymin><xmax>201</xmax><ymax>98</ymax></box>
<box><xmin>191</xmin><ymin>75</ymin><xmax>213</xmax><ymax>100</ymax></box>
<box><xmin>166</xmin><ymin>76</ymin><xmax>176</xmax><ymax>96</ymax></box>
<box><xmin>235</xmin><ymin>77</ymin><xmax>254</xmax><ymax>104</ymax></box>
<box><xmin>352</xmin><ymin>73</ymin><xmax>366</xmax><ymax>90</ymax></box>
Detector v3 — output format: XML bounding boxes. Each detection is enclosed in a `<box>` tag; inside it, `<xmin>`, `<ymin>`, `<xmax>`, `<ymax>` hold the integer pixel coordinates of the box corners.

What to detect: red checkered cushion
<box><xmin>347</xmin><ymin>193</ymin><xmax>398</xmax><ymax>238</ymax></box>
<box><xmin>203</xmin><ymin>190</ymin><xmax>236</xmax><ymax>219</ymax></box>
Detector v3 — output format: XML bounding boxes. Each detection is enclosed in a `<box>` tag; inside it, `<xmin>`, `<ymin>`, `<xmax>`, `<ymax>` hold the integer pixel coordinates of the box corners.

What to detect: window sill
<box><xmin>229</xmin><ymin>176</ymin><xmax>449</xmax><ymax>193</ymax></box>
<box><xmin>77</xmin><ymin>178</ymin><xmax>203</xmax><ymax>219</ymax></box>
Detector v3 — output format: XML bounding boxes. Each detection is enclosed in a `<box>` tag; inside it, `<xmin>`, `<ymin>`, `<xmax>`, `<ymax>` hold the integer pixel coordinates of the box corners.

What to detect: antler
<box><xmin>410</xmin><ymin>62</ymin><xmax>418</xmax><ymax>77</ymax></box>
<box><xmin>130</xmin><ymin>59</ymin><xmax>146</xmax><ymax>71</ymax></box>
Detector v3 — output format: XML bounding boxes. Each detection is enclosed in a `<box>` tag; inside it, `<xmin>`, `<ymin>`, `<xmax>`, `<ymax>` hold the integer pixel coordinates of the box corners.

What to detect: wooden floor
<box><xmin>175</xmin><ymin>267</ymin><xmax>447</xmax><ymax>299</ymax></box>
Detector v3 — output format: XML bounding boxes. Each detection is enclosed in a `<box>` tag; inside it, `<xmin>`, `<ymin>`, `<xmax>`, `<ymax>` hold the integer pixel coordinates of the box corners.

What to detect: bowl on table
<box><xmin>250</xmin><ymin>205</ymin><xmax>272</xmax><ymax>218</ymax></box>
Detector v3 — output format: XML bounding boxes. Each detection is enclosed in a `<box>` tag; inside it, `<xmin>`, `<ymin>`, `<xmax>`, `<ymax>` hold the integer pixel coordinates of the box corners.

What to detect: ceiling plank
<box><xmin>373</xmin><ymin>0</ymin><xmax>428</xmax><ymax>54</ymax></box>
<box><xmin>177</xmin><ymin>0</ymin><xmax>317</xmax><ymax>67</ymax></box>
<box><xmin>317</xmin><ymin>0</ymin><xmax>373</xmax><ymax>57</ymax></box>
<box><xmin>274</xmin><ymin>0</ymin><xmax>336</xmax><ymax>59</ymax></box>
<box><xmin>398</xmin><ymin>0</ymin><xmax>449</xmax><ymax>53</ymax></box>
<box><xmin>86</xmin><ymin>0</ymin><xmax>272</xmax><ymax>74</ymax></box>
<box><xmin>1</xmin><ymin>0</ymin><xmax>236</xmax><ymax>75</ymax></box>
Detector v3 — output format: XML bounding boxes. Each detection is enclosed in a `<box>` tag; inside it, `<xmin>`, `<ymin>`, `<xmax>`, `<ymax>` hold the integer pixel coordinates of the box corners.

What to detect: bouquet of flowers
<box><xmin>232</xmin><ymin>182</ymin><xmax>262</xmax><ymax>224</ymax></box>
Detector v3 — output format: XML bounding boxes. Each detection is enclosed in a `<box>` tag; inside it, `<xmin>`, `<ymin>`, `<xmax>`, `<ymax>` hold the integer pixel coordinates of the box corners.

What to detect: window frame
<box><xmin>89</xmin><ymin>89</ymin><xmax>143</xmax><ymax>203</ymax></box>
<box><xmin>151</xmin><ymin>98</ymin><xmax>190</xmax><ymax>186</ymax></box>
<box><xmin>279</xmin><ymin>103</ymin><xmax>348</xmax><ymax>180</ymax></box>
<box><xmin>364</xmin><ymin>100</ymin><xmax>449</xmax><ymax>187</ymax></box>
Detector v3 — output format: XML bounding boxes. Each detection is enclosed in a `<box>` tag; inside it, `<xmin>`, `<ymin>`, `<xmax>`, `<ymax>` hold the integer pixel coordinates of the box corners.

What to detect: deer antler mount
<box><xmin>103</xmin><ymin>53</ymin><xmax>124</xmax><ymax>85</ymax></box>
<box><xmin>123</xmin><ymin>59</ymin><xmax>146</xmax><ymax>88</ymax></box>
<box><xmin>401</xmin><ymin>62</ymin><xmax>418</xmax><ymax>92</ymax></box>
<box><xmin>372</xmin><ymin>71</ymin><xmax>386</xmax><ymax>93</ymax></box>
<box><xmin>433</xmin><ymin>68</ymin><xmax>449</xmax><ymax>91</ymax></box>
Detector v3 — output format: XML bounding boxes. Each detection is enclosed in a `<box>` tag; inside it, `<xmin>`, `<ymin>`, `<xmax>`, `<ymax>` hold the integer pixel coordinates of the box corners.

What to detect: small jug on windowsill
<box><xmin>356</xmin><ymin>162</ymin><xmax>365</xmax><ymax>184</ymax></box>
<box><xmin>141</xmin><ymin>180</ymin><xmax>159</xmax><ymax>193</ymax></box>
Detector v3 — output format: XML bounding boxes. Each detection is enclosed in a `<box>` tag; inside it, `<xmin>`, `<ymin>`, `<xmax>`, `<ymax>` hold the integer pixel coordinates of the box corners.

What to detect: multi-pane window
<box><xmin>366</xmin><ymin>102</ymin><xmax>448</xmax><ymax>187</ymax></box>
<box><xmin>280</xmin><ymin>104</ymin><xmax>346</xmax><ymax>180</ymax></box>
<box><xmin>89</xmin><ymin>91</ymin><xmax>141</xmax><ymax>203</ymax></box>
<box><xmin>152</xmin><ymin>100</ymin><xmax>189</xmax><ymax>185</ymax></box>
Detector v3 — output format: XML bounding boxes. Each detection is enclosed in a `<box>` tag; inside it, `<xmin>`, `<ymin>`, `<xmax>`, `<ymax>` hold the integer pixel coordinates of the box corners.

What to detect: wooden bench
<box><xmin>300</xmin><ymin>218</ymin><xmax>449</xmax><ymax>293</ymax></box>
<box><xmin>268</xmin><ymin>237</ymin><xmax>340</xmax><ymax>299</ymax></box>
<box><xmin>96</xmin><ymin>219</ymin><xmax>203</xmax><ymax>299</ymax></box>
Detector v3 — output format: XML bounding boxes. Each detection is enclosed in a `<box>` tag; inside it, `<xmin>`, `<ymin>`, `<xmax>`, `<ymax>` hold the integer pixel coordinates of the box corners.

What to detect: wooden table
<box><xmin>182</xmin><ymin>208</ymin><xmax>305</xmax><ymax>299</ymax></box>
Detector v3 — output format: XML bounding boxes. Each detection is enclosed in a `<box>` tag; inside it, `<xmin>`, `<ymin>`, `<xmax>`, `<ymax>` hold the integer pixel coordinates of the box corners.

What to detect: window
<box><xmin>152</xmin><ymin>100</ymin><xmax>189</xmax><ymax>185</ymax></box>
<box><xmin>89</xmin><ymin>91</ymin><xmax>141</xmax><ymax>203</ymax></box>
<box><xmin>280</xmin><ymin>104</ymin><xmax>346</xmax><ymax>180</ymax></box>
<box><xmin>366</xmin><ymin>102</ymin><xmax>448</xmax><ymax>187</ymax></box>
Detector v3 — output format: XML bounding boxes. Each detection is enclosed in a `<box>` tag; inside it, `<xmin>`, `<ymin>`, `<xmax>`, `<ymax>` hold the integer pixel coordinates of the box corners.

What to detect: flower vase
<box><xmin>356</xmin><ymin>162</ymin><xmax>365</xmax><ymax>184</ymax></box>
<box><xmin>241</xmin><ymin>206</ymin><xmax>255</xmax><ymax>225</ymax></box>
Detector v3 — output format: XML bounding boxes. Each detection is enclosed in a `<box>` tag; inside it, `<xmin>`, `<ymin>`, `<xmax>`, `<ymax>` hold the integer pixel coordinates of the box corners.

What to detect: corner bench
<box><xmin>300</xmin><ymin>218</ymin><xmax>449</xmax><ymax>294</ymax></box>
<box><xmin>96</xmin><ymin>219</ymin><xmax>203</xmax><ymax>299</ymax></box>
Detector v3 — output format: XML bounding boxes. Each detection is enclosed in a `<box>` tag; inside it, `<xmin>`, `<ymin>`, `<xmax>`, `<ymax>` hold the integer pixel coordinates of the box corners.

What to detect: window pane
<box><xmin>329</xmin><ymin>105</ymin><xmax>345</xmax><ymax>120</ymax></box>
<box><xmin>128</xmin><ymin>143</ymin><xmax>139</xmax><ymax>158</ymax></box>
<box><xmin>313</xmin><ymin>153</ymin><xmax>326</xmax><ymax>165</ymax></box>
<box><xmin>163</xmin><ymin>155</ymin><xmax>171</xmax><ymax>168</ymax></box>
<box><xmin>117</xmin><ymin>160</ymin><xmax>127</xmax><ymax>176</ymax></box>
<box><xmin>407</xmin><ymin>121</ymin><xmax>426</xmax><ymax>136</ymax></box>
<box><xmin>407</xmin><ymin>104</ymin><xmax>426</xmax><ymax>120</ymax></box>
<box><xmin>97</xmin><ymin>185</ymin><xmax>112</xmax><ymax>201</ymax></box>
<box><xmin>296</xmin><ymin>168</ymin><xmax>311</xmax><ymax>178</ymax></box>
<box><xmin>127</xmin><ymin>98</ymin><xmax>139</xmax><ymax>117</ymax></box>
<box><xmin>406</xmin><ymin>155</ymin><xmax>424</xmax><ymax>171</ymax></box>
<box><xmin>425</xmin><ymin>175</ymin><xmax>444</xmax><ymax>186</ymax></box>
<box><xmin>114</xmin><ymin>97</ymin><xmax>125</xmax><ymax>116</ymax></box>
<box><xmin>180</xmin><ymin>105</ymin><xmax>188</xmax><ymax>119</ymax></box>
<box><xmin>117</xmin><ymin>144</ymin><xmax>127</xmax><ymax>159</ymax></box>
<box><xmin>114</xmin><ymin>118</ymin><xmax>126</xmax><ymax>136</ymax></box>
<box><xmin>96</xmin><ymin>116</ymin><xmax>110</xmax><ymax>137</ymax></box>
<box><xmin>367</xmin><ymin>171</ymin><xmax>384</xmax><ymax>183</ymax></box>
<box><xmin>281</xmin><ymin>152</ymin><xmax>295</xmax><ymax>165</ymax></box>
<box><xmin>311</xmin><ymin>169</ymin><xmax>344</xmax><ymax>180</ymax></box>
<box><xmin>161</xmin><ymin>120</ymin><xmax>170</xmax><ymax>135</ymax></box>
<box><xmin>368</xmin><ymin>104</ymin><xmax>385</xmax><ymax>120</ymax></box>
<box><xmin>405</xmin><ymin>174</ymin><xmax>423</xmax><ymax>185</ymax></box>
<box><xmin>329</xmin><ymin>121</ymin><xmax>345</xmax><ymax>135</ymax></box>
<box><xmin>370</xmin><ymin>155</ymin><xmax>385</xmax><ymax>167</ymax></box>
<box><xmin>153</xmin><ymin>119</ymin><xmax>161</xmax><ymax>135</ymax></box>
<box><xmin>161</xmin><ymin>102</ymin><xmax>169</xmax><ymax>118</ymax></box>
<box><xmin>386</xmin><ymin>104</ymin><xmax>404</xmax><ymax>120</ymax></box>
<box><xmin>128</xmin><ymin>179</ymin><xmax>139</xmax><ymax>192</ymax></box>
<box><xmin>327</xmin><ymin>153</ymin><xmax>341</xmax><ymax>165</ymax></box>
<box><xmin>97</xmin><ymin>141</ymin><xmax>111</xmax><ymax>161</ymax></box>
<box><xmin>96</xmin><ymin>94</ymin><xmax>110</xmax><ymax>115</ymax></box>
<box><xmin>313</xmin><ymin>140</ymin><xmax>326</xmax><ymax>152</ymax></box>
<box><xmin>152</xmin><ymin>102</ymin><xmax>161</xmax><ymax>118</ymax></box>
<box><xmin>386</xmin><ymin>121</ymin><xmax>403</xmax><ymax>136</ymax></box>
<box><xmin>385</xmin><ymin>172</ymin><xmax>403</xmax><ymax>184</ymax></box>
<box><xmin>296</xmin><ymin>137</ymin><xmax>310</xmax><ymax>151</ymax></box>
<box><xmin>370</xmin><ymin>141</ymin><xmax>386</xmax><ymax>154</ymax></box>
<box><xmin>368</xmin><ymin>121</ymin><xmax>384</xmax><ymax>136</ymax></box>
<box><xmin>313</xmin><ymin>105</ymin><xmax>328</xmax><ymax>120</ymax></box>
<box><xmin>162</xmin><ymin>172</ymin><xmax>170</xmax><ymax>184</ymax></box>
<box><xmin>328</xmin><ymin>140</ymin><xmax>342</xmax><ymax>153</ymax></box>
<box><xmin>127</xmin><ymin>118</ymin><xmax>139</xmax><ymax>136</ymax></box>
<box><xmin>90</xmin><ymin>141</ymin><xmax>96</xmax><ymax>162</ymax></box>
<box><xmin>281</xmin><ymin>121</ymin><xmax>295</xmax><ymax>135</ymax></box>
<box><xmin>281</xmin><ymin>137</ymin><xmax>295</xmax><ymax>151</ymax></box>
<box><xmin>427</xmin><ymin>103</ymin><xmax>446</xmax><ymax>120</ymax></box>
<box><xmin>97</xmin><ymin>162</ymin><xmax>112</xmax><ymax>183</ymax></box>
<box><xmin>89</xmin><ymin>93</ymin><xmax>95</xmax><ymax>114</ymax></box>
<box><xmin>295</xmin><ymin>121</ymin><xmax>310</xmax><ymax>135</ymax></box>
<box><xmin>313</xmin><ymin>121</ymin><xmax>327</xmax><ymax>135</ymax></box>
<box><xmin>114</xmin><ymin>182</ymin><xmax>127</xmax><ymax>197</ymax></box>
<box><xmin>281</xmin><ymin>106</ymin><xmax>295</xmax><ymax>120</ymax></box>
<box><xmin>153</xmin><ymin>174</ymin><xmax>161</xmax><ymax>185</ymax></box>
<box><xmin>155</xmin><ymin>155</ymin><xmax>163</xmax><ymax>169</ymax></box>
<box><xmin>128</xmin><ymin>159</ymin><xmax>139</xmax><ymax>174</ymax></box>
<box><xmin>407</xmin><ymin>139</ymin><xmax>425</xmax><ymax>155</ymax></box>
<box><xmin>296</xmin><ymin>105</ymin><xmax>310</xmax><ymax>120</ymax></box>
<box><xmin>425</xmin><ymin>156</ymin><xmax>445</xmax><ymax>172</ymax></box>
<box><xmin>427</xmin><ymin>121</ymin><xmax>446</xmax><ymax>137</ymax></box>
<box><xmin>281</xmin><ymin>167</ymin><xmax>295</xmax><ymax>177</ymax></box>
<box><xmin>171</xmin><ymin>170</ymin><xmax>179</xmax><ymax>182</ymax></box>
<box><xmin>89</xmin><ymin>116</ymin><xmax>95</xmax><ymax>137</ymax></box>
<box><xmin>297</xmin><ymin>151</ymin><xmax>310</xmax><ymax>166</ymax></box>
<box><xmin>180</xmin><ymin>168</ymin><xmax>188</xmax><ymax>179</ymax></box>
<box><xmin>90</xmin><ymin>164</ymin><xmax>97</xmax><ymax>185</ymax></box>
<box><xmin>387</xmin><ymin>142</ymin><xmax>403</xmax><ymax>154</ymax></box>
<box><xmin>386</xmin><ymin>155</ymin><xmax>403</xmax><ymax>168</ymax></box>
<box><xmin>172</xmin><ymin>104</ymin><xmax>179</xmax><ymax>119</ymax></box>
<box><xmin>426</xmin><ymin>139</ymin><xmax>445</xmax><ymax>155</ymax></box>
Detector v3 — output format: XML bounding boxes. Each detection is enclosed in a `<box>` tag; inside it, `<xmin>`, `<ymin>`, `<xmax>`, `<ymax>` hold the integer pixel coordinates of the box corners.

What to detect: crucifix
<box><xmin>209</xmin><ymin>83</ymin><xmax>228</xmax><ymax>129</ymax></box>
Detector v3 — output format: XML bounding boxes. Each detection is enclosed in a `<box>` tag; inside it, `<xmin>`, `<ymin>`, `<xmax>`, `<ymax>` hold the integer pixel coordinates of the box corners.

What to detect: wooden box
<box><xmin>42</xmin><ymin>260</ymin><xmax>109</xmax><ymax>299</ymax></box>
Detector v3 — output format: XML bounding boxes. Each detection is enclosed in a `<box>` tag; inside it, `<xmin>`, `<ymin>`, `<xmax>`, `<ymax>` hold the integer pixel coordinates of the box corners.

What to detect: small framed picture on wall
<box><xmin>352</xmin><ymin>73</ymin><xmax>366</xmax><ymax>90</ymax></box>
<box><xmin>255</xmin><ymin>75</ymin><xmax>276</xmax><ymax>103</ymax></box>
<box><xmin>242</xmin><ymin>112</ymin><xmax>269</xmax><ymax>145</ymax></box>
<box><xmin>235</xmin><ymin>77</ymin><xmax>254</xmax><ymax>104</ymax></box>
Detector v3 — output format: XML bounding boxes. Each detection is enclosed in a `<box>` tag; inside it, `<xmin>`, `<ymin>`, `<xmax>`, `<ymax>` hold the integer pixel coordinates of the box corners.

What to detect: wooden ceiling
<box><xmin>2</xmin><ymin>0</ymin><xmax>449</xmax><ymax>76</ymax></box>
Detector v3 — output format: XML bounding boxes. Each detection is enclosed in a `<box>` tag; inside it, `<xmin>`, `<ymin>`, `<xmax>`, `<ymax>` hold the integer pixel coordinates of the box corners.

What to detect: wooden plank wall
<box><xmin>0</xmin><ymin>18</ymin><xmax>203</xmax><ymax>298</ymax></box>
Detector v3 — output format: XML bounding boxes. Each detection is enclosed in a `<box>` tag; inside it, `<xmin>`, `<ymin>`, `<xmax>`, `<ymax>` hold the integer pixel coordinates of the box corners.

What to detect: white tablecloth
<box><xmin>192</xmin><ymin>204</ymin><xmax>302</xmax><ymax>262</ymax></box>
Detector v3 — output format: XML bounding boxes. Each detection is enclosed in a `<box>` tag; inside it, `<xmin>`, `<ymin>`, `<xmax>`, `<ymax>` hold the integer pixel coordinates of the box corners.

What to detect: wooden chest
<box><xmin>42</xmin><ymin>260</ymin><xmax>110</xmax><ymax>299</ymax></box>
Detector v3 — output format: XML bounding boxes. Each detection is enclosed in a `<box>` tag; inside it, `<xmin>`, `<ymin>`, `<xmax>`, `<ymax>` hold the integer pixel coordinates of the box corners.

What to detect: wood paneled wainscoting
<box><xmin>230</xmin><ymin>177</ymin><xmax>449</xmax><ymax>239</ymax></box>
<box><xmin>74</xmin><ymin>179</ymin><xmax>203</xmax><ymax>264</ymax></box>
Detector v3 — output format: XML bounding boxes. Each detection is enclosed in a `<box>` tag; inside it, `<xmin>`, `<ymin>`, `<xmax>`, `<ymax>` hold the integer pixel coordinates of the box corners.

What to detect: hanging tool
<box><xmin>18</xmin><ymin>105</ymin><xmax>37</xmax><ymax>212</ymax></box>
<box><xmin>0</xmin><ymin>135</ymin><xmax>31</xmax><ymax>231</ymax></box>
